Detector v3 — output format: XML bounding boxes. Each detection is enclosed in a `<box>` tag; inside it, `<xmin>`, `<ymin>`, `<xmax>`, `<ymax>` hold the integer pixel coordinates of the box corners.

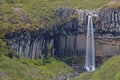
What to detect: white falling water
<box><xmin>85</xmin><ymin>15</ymin><xmax>95</xmax><ymax>72</ymax></box>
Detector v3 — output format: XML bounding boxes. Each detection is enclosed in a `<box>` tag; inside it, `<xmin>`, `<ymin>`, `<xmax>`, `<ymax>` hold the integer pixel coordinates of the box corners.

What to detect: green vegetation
<box><xmin>72</xmin><ymin>55</ymin><xmax>120</xmax><ymax>80</ymax></box>
<box><xmin>0</xmin><ymin>36</ymin><xmax>72</xmax><ymax>80</ymax></box>
<box><xmin>0</xmin><ymin>0</ymin><xmax>113</xmax><ymax>38</ymax></box>
<box><xmin>0</xmin><ymin>39</ymin><xmax>13</xmax><ymax>57</ymax></box>
<box><xmin>0</xmin><ymin>56</ymin><xmax>71</xmax><ymax>80</ymax></box>
<box><xmin>0</xmin><ymin>0</ymin><xmax>120</xmax><ymax>80</ymax></box>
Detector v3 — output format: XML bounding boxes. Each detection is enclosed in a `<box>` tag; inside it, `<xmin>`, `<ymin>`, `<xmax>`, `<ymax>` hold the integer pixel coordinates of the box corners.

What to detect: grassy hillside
<box><xmin>72</xmin><ymin>55</ymin><xmax>120</xmax><ymax>80</ymax></box>
<box><xmin>0</xmin><ymin>56</ymin><xmax>71</xmax><ymax>80</ymax></box>
<box><xmin>0</xmin><ymin>1</ymin><xmax>120</xmax><ymax>79</ymax></box>
<box><xmin>0</xmin><ymin>0</ymin><xmax>113</xmax><ymax>38</ymax></box>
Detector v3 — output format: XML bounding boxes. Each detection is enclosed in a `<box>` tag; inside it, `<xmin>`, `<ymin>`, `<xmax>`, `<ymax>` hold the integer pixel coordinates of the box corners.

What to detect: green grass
<box><xmin>72</xmin><ymin>55</ymin><xmax>120</xmax><ymax>80</ymax></box>
<box><xmin>0</xmin><ymin>0</ymin><xmax>113</xmax><ymax>38</ymax></box>
<box><xmin>0</xmin><ymin>56</ymin><xmax>71</xmax><ymax>80</ymax></box>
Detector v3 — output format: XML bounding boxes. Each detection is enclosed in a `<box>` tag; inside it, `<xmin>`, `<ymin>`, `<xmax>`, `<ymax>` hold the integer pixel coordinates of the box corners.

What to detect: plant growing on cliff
<box><xmin>0</xmin><ymin>39</ymin><xmax>13</xmax><ymax>57</ymax></box>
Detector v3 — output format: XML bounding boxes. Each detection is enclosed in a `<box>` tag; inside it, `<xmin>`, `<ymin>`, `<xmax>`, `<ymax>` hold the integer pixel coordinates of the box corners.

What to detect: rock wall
<box><xmin>95</xmin><ymin>38</ymin><xmax>120</xmax><ymax>56</ymax></box>
<box><xmin>95</xmin><ymin>8</ymin><xmax>120</xmax><ymax>56</ymax></box>
<box><xmin>6</xmin><ymin>7</ymin><xmax>120</xmax><ymax>59</ymax></box>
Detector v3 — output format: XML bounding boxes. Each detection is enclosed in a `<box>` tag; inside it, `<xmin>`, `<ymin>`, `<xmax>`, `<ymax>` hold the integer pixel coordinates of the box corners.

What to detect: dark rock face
<box><xmin>95</xmin><ymin>8</ymin><xmax>120</xmax><ymax>56</ymax></box>
<box><xmin>6</xmin><ymin>7</ymin><xmax>120</xmax><ymax>59</ymax></box>
<box><xmin>95</xmin><ymin>8</ymin><xmax>120</xmax><ymax>37</ymax></box>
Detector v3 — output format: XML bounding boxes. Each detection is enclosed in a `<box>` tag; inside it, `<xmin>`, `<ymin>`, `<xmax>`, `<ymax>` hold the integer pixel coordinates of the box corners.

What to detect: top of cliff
<box><xmin>0</xmin><ymin>0</ymin><xmax>119</xmax><ymax>38</ymax></box>
<box><xmin>106</xmin><ymin>0</ymin><xmax>120</xmax><ymax>8</ymax></box>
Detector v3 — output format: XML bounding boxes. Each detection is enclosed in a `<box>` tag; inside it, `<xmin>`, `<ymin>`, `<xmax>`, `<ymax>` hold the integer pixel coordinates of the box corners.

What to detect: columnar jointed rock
<box><xmin>6</xmin><ymin>7</ymin><xmax>120</xmax><ymax>59</ymax></box>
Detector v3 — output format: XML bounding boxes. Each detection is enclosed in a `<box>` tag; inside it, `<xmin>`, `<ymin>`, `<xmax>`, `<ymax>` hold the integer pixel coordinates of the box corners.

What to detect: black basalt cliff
<box><xmin>6</xmin><ymin>7</ymin><xmax>120</xmax><ymax>59</ymax></box>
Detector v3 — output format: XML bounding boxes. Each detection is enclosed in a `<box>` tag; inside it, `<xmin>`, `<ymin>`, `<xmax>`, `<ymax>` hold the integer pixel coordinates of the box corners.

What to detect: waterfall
<box><xmin>85</xmin><ymin>15</ymin><xmax>95</xmax><ymax>72</ymax></box>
